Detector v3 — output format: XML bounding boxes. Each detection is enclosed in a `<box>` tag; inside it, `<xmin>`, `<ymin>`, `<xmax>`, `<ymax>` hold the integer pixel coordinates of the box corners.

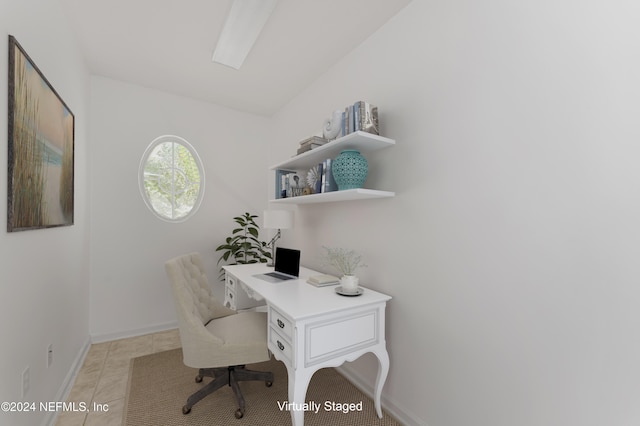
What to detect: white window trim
<box><xmin>138</xmin><ymin>135</ymin><xmax>205</xmax><ymax>223</ymax></box>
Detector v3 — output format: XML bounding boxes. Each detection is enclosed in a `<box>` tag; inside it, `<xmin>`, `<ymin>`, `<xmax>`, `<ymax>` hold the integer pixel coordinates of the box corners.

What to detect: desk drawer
<box><xmin>269</xmin><ymin>327</ymin><xmax>292</xmax><ymax>364</ymax></box>
<box><xmin>269</xmin><ymin>307</ymin><xmax>293</xmax><ymax>341</ymax></box>
<box><xmin>305</xmin><ymin>309</ymin><xmax>379</xmax><ymax>367</ymax></box>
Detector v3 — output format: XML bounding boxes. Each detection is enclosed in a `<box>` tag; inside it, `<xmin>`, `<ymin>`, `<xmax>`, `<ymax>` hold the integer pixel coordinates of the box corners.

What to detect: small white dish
<box><xmin>335</xmin><ymin>286</ymin><xmax>364</xmax><ymax>297</ymax></box>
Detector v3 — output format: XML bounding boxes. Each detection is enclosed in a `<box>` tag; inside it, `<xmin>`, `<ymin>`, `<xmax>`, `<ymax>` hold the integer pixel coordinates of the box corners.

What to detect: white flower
<box><xmin>322</xmin><ymin>246</ymin><xmax>367</xmax><ymax>276</ymax></box>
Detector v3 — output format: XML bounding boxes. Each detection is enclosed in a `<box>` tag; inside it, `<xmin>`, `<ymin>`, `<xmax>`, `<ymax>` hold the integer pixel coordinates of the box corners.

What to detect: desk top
<box><xmin>223</xmin><ymin>264</ymin><xmax>391</xmax><ymax>320</ymax></box>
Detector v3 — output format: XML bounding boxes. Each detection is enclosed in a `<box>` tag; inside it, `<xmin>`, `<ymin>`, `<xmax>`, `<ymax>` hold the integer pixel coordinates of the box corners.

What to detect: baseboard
<box><xmin>90</xmin><ymin>320</ymin><xmax>178</xmax><ymax>343</ymax></box>
<box><xmin>41</xmin><ymin>335</ymin><xmax>92</xmax><ymax>426</ymax></box>
<box><xmin>336</xmin><ymin>364</ymin><xmax>425</xmax><ymax>426</ymax></box>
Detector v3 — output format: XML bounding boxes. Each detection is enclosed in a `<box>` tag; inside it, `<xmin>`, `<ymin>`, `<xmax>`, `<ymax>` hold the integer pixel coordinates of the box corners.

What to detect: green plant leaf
<box><xmin>216</xmin><ymin>212</ymin><xmax>272</xmax><ymax>279</ymax></box>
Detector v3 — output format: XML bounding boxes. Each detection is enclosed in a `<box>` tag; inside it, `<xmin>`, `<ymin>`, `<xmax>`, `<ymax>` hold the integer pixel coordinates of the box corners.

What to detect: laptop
<box><xmin>254</xmin><ymin>247</ymin><xmax>301</xmax><ymax>283</ymax></box>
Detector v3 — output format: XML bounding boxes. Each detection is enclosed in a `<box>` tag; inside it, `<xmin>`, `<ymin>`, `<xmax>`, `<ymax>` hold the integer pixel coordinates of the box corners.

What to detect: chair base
<box><xmin>182</xmin><ymin>365</ymin><xmax>274</xmax><ymax>418</ymax></box>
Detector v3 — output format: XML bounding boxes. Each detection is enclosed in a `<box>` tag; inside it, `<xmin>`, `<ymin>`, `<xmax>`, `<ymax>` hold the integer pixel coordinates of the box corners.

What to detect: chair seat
<box><xmin>205</xmin><ymin>311</ymin><xmax>269</xmax><ymax>347</ymax></box>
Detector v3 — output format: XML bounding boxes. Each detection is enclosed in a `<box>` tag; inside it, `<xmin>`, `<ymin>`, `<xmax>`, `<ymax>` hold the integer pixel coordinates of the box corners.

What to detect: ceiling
<box><xmin>59</xmin><ymin>0</ymin><xmax>412</xmax><ymax>116</ymax></box>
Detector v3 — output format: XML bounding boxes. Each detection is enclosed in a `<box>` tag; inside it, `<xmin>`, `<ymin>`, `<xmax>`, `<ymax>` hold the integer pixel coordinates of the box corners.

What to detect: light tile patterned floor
<box><xmin>55</xmin><ymin>329</ymin><xmax>181</xmax><ymax>426</ymax></box>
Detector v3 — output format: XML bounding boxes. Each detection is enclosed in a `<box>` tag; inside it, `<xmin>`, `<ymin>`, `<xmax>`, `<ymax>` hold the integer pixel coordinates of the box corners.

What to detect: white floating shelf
<box><xmin>269</xmin><ymin>188</ymin><xmax>395</xmax><ymax>204</ymax></box>
<box><xmin>270</xmin><ymin>131</ymin><xmax>395</xmax><ymax>171</ymax></box>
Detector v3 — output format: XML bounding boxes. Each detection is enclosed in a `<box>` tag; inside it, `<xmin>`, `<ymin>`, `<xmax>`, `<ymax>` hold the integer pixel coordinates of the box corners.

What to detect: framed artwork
<box><xmin>7</xmin><ymin>35</ymin><xmax>75</xmax><ymax>232</ymax></box>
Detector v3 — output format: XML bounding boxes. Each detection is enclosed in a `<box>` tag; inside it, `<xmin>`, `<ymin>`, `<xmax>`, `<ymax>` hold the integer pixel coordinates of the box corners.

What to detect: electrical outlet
<box><xmin>22</xmin><ymin>366</ymin><xmax>30</xmax><ymax>398</ymax></box>
<box><xmin>47</xmin><ymin>344</ymin><xmax>53</xmax><ymax>368</ymax></box>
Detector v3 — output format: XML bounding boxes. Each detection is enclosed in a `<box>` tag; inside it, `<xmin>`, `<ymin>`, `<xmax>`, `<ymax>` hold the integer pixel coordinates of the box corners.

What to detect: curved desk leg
<box><xmin>373</xmin><ymin>348</ymin><xmax>390</xmax><ymax>418</ymax></box>
<box><xmin>287</xmin><ymin>365</ymin><xmax>316</xmax><ymax>426</ymax></box>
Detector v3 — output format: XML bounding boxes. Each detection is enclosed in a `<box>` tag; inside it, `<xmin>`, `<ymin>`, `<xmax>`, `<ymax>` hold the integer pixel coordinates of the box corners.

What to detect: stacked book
<box><xmin>297</xmin><ymin>136</ymin><xmax>328</xmax><ymax>155</ymax></box>
<box><xmin>342</xmin><ymin>101</ymin><xmax>379</xmax><ymax>136</ymax></box>
<box><xmin>307</xmin><ymin>274</ymin><xmax>340</xmax><ymax>287</ymax></box>
<box><xmin>312</xmin><ymin>159</ymin><xmax>338</xmax><ymax>194</ymax></box>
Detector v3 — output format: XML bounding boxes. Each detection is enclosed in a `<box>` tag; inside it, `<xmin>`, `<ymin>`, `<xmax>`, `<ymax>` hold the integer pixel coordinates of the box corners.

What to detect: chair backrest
<box><xmin>165</xmin><ymin>252</ymin><xmax>234</xmax><ymax>366</ymax></box>
<box><xmin>165</xmin><ymin>252</ymin><xmax>218</xmax><ymax>325</ymax></box>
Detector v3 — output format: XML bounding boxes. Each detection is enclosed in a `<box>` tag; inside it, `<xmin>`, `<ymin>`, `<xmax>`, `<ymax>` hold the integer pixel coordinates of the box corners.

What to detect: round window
<box><xmin>139</xmin><ymin>135</ymin><xmax>204</xmax><ymax>222</ymax></box>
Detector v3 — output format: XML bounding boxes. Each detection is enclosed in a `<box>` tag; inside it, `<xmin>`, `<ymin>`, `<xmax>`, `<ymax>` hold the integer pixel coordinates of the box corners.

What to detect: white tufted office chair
<box><xmin>164</xmin><ymin>252</ymin><xmax>273</xmax><ymax>419</ymax></box>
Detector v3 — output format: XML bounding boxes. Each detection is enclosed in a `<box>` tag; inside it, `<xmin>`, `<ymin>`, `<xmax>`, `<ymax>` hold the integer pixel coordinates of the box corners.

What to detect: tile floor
<box><xmin>55</xmin><ymin>329</ymin><xmax>181</xmax><ymax>426</ymax></box>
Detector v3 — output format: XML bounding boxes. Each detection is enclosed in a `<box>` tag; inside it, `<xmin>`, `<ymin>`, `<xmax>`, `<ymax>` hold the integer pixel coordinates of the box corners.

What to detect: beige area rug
<box><xmin>123</xmin><ymin>348</ymin><xmax>400</xmax><ymax>426</ymax></box>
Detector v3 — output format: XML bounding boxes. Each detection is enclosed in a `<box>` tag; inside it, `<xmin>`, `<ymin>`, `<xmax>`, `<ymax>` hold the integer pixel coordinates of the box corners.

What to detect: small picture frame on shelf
<box><xmin>276</xmin><ymin>170</ymin><xmax>306</xmax><ymax>198</ymax></box>
<box><xmin>289</xmin><ymin>172</ymin><xmax>305</xmax><ymax>197</ymax></box>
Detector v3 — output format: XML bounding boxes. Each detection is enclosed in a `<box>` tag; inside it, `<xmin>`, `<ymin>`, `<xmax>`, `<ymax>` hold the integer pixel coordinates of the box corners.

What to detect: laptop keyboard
<box><xmin>265</xmin><ymin>272</ymin><xmax>290</xmax><ymax>279</ymax></box>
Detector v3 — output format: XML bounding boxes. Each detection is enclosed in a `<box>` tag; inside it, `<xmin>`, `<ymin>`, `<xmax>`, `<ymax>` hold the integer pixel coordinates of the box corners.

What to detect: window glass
<box><xmin>139</xmin><ymin>135</ymin><xmax>204</xmax><ymax>222</ymax></box>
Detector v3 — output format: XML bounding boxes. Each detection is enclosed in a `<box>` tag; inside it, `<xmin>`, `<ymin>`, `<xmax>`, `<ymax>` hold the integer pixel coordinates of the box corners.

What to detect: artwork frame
<box><xmin>7</xmin><ymin>35</ymin><xmax>75</xmax><ymax>232</ymax></box>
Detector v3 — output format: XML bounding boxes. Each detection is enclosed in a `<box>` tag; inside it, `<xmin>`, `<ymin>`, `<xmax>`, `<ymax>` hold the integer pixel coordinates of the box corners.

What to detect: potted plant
<box><xmin>215</xmin><ymin>212</ymin><xmax>271</xmax><ymax>279</ymax></box>
<box><xmin>322</xmin><ymin>246</ymin><xmax>367</xmax><ymax>293</ymax></box>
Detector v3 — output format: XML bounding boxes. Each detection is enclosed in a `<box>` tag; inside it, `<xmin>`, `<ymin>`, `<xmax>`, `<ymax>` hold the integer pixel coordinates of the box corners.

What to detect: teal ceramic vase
<box><xmin>332</xmin><ymin>150</ymin><xmax>368</xmax><ymax>190</ymax></box>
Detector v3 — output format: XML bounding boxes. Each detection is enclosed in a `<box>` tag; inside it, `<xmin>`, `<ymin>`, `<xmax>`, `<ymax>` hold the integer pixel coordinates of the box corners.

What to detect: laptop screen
<box><xmin>274</xmin><ymin>247</ymin><xmax>300</xmax><ymax>277</ymax></box>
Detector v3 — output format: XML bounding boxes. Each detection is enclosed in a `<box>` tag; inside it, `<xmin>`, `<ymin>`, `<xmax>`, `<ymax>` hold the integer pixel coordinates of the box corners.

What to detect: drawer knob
<box><xmin>277</xmin><ymin>319</ymin><xmax>285</xmax><ymax>328</ymax></box>
<box><xmin>277</xmin><ymin>341</ymin><xmax>285</xmax><ymax>351</ymax></box>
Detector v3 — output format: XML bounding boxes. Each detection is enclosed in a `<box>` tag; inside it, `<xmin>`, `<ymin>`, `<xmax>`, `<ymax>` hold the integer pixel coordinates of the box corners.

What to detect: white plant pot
<box><xmin>340</xmin><ymin>275</ymin><xmax>359</xmax><ymax>293</ymax></box>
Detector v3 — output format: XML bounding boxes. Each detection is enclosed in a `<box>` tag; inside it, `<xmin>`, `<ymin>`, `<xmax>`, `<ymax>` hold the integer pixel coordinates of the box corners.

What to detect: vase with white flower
<box><xmin>322</xmin><ymin>246</ymin><xmax>367</xmax><ymax>294</ymax></box>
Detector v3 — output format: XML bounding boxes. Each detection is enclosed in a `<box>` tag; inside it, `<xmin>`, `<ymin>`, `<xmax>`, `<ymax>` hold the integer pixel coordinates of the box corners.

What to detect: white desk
<box><xmin>222</xmin><ymin>264</ymin><xmax>391</xmax><ymax>426</ymax></box>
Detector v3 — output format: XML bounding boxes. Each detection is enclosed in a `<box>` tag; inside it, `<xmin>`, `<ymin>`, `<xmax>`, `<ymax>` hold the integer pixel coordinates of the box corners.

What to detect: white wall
<box><xmin>89</xmin><ymin>77</ymin><xmax>273</xmax><ymax>340</ymax></box>
<box><xmin>272</xmin><ymin>1</ymin><xmax>640</xmax><ymax>425</ymax></box>
<box><xmin>0</xmin><ymin>0</ymin><xmax>91</xmax><ymax>425</ymax></box>
<box><xmin>4</xmin><ymin>1</ymin><xmax>640</xmax><ymax>425</ymax></box>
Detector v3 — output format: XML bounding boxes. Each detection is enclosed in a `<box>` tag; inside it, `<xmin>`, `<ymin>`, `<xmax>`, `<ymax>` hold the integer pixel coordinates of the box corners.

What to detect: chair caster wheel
<box><xmin>265</xmin><ymin>381</ymin><xmax>273</xmax><ymax>387</ymax></box>
<box><xmin>182</xmin><ymin>405</ymin><xmax>191</xmax><ymax>415</ymax></box>
<box><xmin>235</xmin><ymin>408</ymin><xmax>244</xmax><ymax>419</ymax></box>
<box><xmin>195</xmin><ymin>375</ymin><xmax>203</xmax><ymax>383</ymax></box>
